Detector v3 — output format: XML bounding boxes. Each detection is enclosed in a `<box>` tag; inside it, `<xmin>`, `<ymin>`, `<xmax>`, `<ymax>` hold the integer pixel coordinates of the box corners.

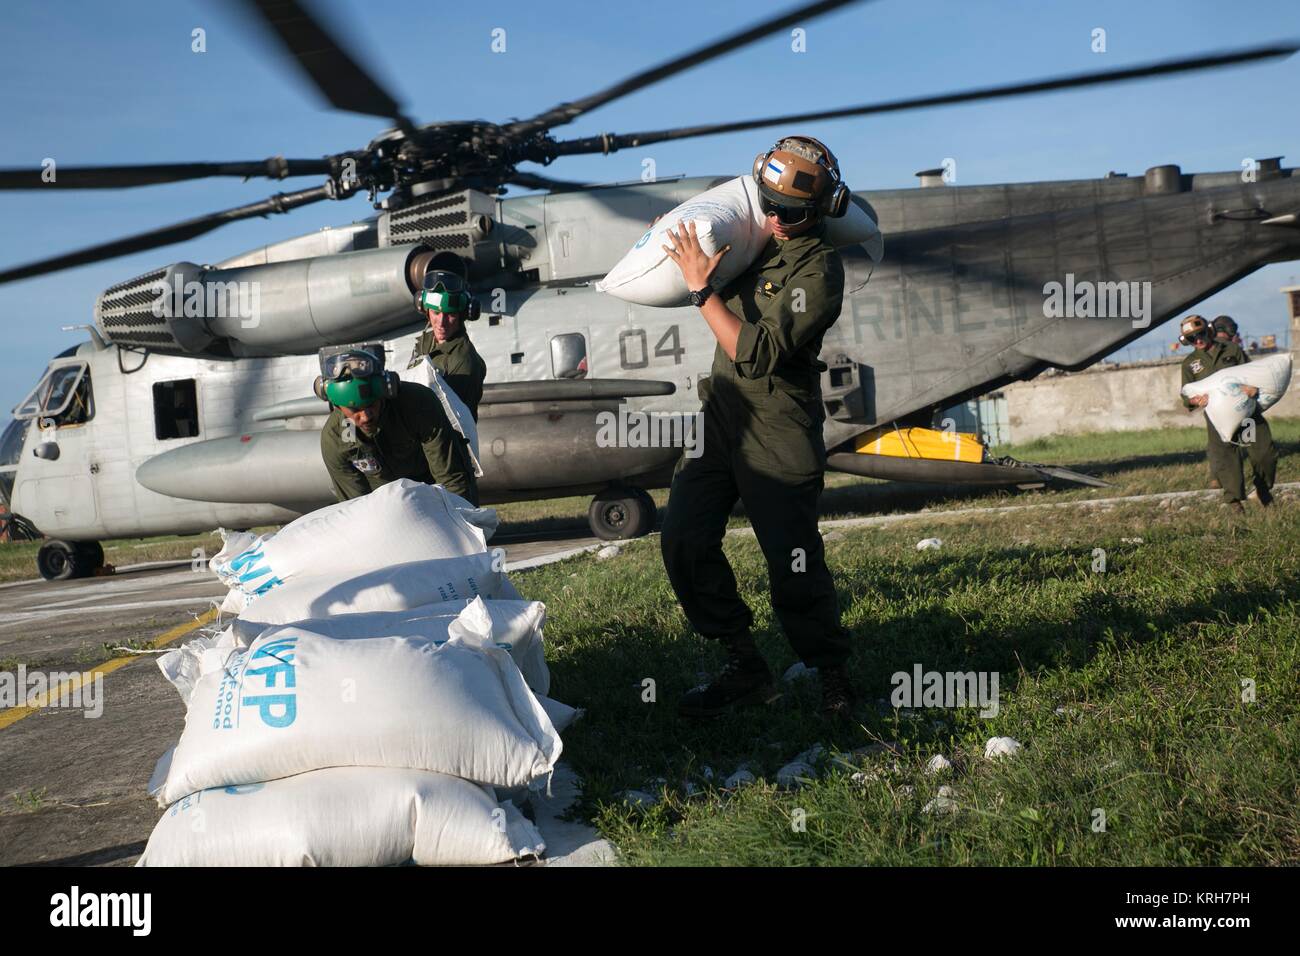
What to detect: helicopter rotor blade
<box><xmin>506</xmin><ymin>0</ymin><xmax>867</xmax><ymax>138</ymax></box>
<box><xmin>0</xmin><ymin>184</ymin><xmax>338</xmax><ymax>285</ymax></box>
<box><xmin>233</xmin><ymin>0</ymin><xmax>416</xmax><ymax>132</ymax></box>
<box><xmin>0</xmin><ymin>158</ymin><xmax>334</xmax><ymax>190</ymax></box>
<box><xmin>505</xmin><ymin>170</ymin><xmax>591</xmax><ymax>193</ymax></box>
<box><xmin>548</xmin><ymin>42</ymin><xmax>1298</xmax><ymax>156</ymax></box>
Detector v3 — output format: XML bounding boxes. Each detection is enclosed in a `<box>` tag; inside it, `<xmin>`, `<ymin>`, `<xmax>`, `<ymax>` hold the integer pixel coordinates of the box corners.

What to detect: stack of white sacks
<box><xmin>139</xmin><ymin>479</ymin><xmax>575</xmax><ymax>866</ymax></box>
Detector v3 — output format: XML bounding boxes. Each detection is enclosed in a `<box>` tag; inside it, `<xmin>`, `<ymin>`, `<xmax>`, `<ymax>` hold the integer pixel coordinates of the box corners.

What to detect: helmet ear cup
<box><xmin>313</xmin><ymin>375</ymin><xmax>329</xmax><ymax>401</ymax></box>
<box><xmin>466</xmin><ymin>297</ymin><xmax>481</xmax><ymax>321</ymax></box>
<box><xmin>382</xmin><ymin>371</ymin><xmax>400</xmax><ymax>400</ymax></box>
<box><xmin>824</xmin><ymin>182</ymin><xmax>851</xmax><ymax>218</ymax></box>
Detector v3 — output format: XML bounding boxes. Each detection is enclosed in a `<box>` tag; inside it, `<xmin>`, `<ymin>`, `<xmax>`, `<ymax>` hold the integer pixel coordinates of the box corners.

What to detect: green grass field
<box><xmin>512</xmin><ymin>421</ymin><xmax>1300</xmax><ymax>866</ymax></box>
<box><xmin>0</xmin><ymin>420</ymin><xmax>1295</xmax><ymax>863</ymax></box>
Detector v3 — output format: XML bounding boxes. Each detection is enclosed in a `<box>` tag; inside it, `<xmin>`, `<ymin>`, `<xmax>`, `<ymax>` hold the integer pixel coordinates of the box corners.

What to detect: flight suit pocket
<box><xmin>744</xmin><ymin>389</ymin><xmax>825</xmax><ymax>481</ymax></box>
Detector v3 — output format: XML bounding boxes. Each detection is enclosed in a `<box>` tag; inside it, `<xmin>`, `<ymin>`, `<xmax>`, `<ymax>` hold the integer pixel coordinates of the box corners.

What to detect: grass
<box><xmin>508</xmin><ymin>423</ymin><xmax>1300</xmax><ymax>866</ymax></box>
<box><xmin>11</xmin><ymin>788</ymin><xmax>47</xmax><ymax>813</ymax></box>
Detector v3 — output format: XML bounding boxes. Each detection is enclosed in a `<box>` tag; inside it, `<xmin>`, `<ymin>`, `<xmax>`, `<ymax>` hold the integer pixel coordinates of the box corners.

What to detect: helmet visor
<box><xmin>321</xmin><ymin>351</ymin><xmax>381</xmax><ymax>382</ymax></box>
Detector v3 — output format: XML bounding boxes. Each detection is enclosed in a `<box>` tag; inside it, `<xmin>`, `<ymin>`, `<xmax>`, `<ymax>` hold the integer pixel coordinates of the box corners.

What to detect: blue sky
<box><xmin>2</xmin><ymin>0</ymin><xmax>1298</xmax><ymax>413</ymax></box>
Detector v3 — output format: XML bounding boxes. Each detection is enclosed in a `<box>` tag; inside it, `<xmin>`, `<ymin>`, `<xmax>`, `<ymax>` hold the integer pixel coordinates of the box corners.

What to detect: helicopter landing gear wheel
<box><xmin>76</xmin><ymin>541</ymin><xmax>105</xmax><ymax>572</ymax></box>
<box><xmin>588</xmin><ymin>487</ymin><xmax>656</xmax><ymax>541</ymax></box>
<box><xmin>37</xmin><ymin>540</ymin><xmax>85</xmax><ymax>581</ymax></box>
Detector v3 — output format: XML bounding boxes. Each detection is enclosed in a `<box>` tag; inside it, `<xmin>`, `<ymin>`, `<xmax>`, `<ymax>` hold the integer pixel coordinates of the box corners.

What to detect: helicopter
<box><xmin>1</xmin><ymin>0</ymin><xmax>1297</xmax><ymax>580</ymax></box>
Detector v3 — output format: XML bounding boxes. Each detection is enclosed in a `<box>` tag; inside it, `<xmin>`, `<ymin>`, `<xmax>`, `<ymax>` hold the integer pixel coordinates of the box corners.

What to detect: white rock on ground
<box><xmin>724</xmin><ymin>769</ymin><xmax>756</xmax><ymax>789</ymax></box>
<box><xmin>620</xmin><ymin>789</ymin><xmax>657</xmax><ymax>808</ymax></box>
<box><xmin>783</xmin><ymin>661</ymin><xmax>818</xmax><ymax>682</ymax></box>
<box><xmin>916</xmin><ymin>537</ymin><xmax>943</xmax><ymax>551</ymax></box>
<box><xmin>596</xmin><ymin>544</ymin><xmax>621</xmax><ymax>560</ymax></box>
<box><xmin>776</xmin><ymin>761</ymin><xmax>816</xmax><ymax>789</ymax></box>
<box><xmin>924</xmin><ymin>754</ymin><xmax>953</xmax><ymax>775</ymax></box>
<box><xmin>984</xmin><ymin>736</ymin><xmax>1023</xmax><ymax>759</ymax></box>
<box><xmin>923</xmin><ymin>785</ymin><xmax>958</xmax><ymax>815</ymax></box>
<box><xmin>795</xmin><ymin>743</ymin><xmax>826</xmax><ymax>765</ymax></box>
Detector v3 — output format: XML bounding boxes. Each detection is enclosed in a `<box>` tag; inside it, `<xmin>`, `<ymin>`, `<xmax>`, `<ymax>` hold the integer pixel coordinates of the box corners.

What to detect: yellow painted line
<box><xmin>0</xmin><ymin>608</ymin><xmax>218</xmax><ymax>731</ymax></box>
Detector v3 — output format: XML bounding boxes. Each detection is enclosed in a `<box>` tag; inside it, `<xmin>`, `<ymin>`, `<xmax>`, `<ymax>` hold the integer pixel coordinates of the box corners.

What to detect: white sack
<box><xmin>138</xmin><ymin>767</ymin><xmax>543</xmax><ymax>867</ymax></box>
<box><xmin>210</xmin><ymin>479</ymin><xmax>497</xmax><ymax>596</ymax></box>
<box><xmin>595</xmin><ymin>175</ymin><xmax>883</xmax><ymax>307</ymax></box>
<box><xmin>154</xmin><ymin>608</ymin><xmax>560</xmax><ymax>805</ymax></box>
<box><xmin>425</xmin><ymin>360</ymin><xmax>483</xmax><ymax>477</ymax></box>
<box><xmin>1181</xmin><ymin>353</ymin><xmax>1293</xmax><ymax>442</ymax></box>
<box><xmin>248</xmin><ymin>597</ymin><xmax>550</xmax><ymax>695</ymax></box>
<box><xmin>166</xmin><ymin>601</ymin><xmax>547</xmax><ymax>703</ymax></box>
<box><xmin>158</xmin><ymin>626</ymin><xmax>240</xmax><ymax>706</ymax></box>
<box><xmin>229</xmin><ymin>549</ymin><xmax>506</xmax><ymax>645</ymax></box>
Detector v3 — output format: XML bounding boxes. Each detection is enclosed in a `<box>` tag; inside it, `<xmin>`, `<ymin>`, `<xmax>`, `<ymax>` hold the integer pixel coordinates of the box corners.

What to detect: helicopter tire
<box><xmin>75</xmin><ymin>541</ymin><xmax>105</xmax><ymax>570</ymax></box>
<box><xmin>588</xmin><ymin>486</ymin><xmax>656</xmax><ymax>541</ymax></box>
<box><xmin>37</xmin><ymin>540</ymin><xmax>85</xmax><ymax>581</ymax></box>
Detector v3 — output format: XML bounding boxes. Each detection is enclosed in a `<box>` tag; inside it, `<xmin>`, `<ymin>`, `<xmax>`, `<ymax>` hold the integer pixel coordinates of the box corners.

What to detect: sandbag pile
<box><xmin>141</xmin><ymin>480</ymin><xmax>569</xmax><ymax>867</ymax></box>
<box><xmin>1181</xmin><ymin>352</ymin><xmax>1293</xmax><ymax>442</ymax></box>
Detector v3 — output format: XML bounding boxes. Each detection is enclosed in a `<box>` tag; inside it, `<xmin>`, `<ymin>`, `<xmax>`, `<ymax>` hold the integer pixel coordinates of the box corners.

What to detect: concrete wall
<box><xmin>999</xmin><ymin>353</ymin><xmax>1298</xmax><ymax>444</ymax></box>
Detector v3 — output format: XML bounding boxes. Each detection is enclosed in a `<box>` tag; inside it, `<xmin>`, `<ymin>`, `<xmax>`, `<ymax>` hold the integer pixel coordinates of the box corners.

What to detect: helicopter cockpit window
<box><xmin>153</xmin><ymin>379</ymin><xmax>200</xmax><ymax>440</ymax></box>
<box><xmin>0</xmin><ymin>417</ymin><xmax>27</xmax><ymax>506</ymax></box>
<box><xmin>550</xmin><ymin>333</ymin><xmax>588</xmax><ymax>380</ymax></box>
<box><xmin>13</xmin><ymin>363</ymin><xmax>94</xmax><ymax>426</ymax></box>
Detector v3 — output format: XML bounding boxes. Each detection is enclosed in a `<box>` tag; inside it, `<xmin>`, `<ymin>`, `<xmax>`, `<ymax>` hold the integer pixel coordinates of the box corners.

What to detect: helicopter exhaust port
<box><xmin>94</xmin><ymin>244</ymin><xmax>440</xmax><ymax>356</ymax></box>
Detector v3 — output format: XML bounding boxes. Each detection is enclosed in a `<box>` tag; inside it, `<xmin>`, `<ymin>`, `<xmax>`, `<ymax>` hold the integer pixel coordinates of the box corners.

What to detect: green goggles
<box><xmin>324</xmin><ymin>374</ymin><xmax>384</xmax><ymax>409</ymax></box>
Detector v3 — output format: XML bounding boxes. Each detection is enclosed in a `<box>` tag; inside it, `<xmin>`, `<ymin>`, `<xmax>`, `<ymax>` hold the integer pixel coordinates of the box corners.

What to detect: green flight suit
<box><xmin>1180</xmin><ymin>341</ymin><xmax>1277</xmax><ymax>503</ymax></box>
<box><xmin>408</xmin><ymin>329</ymin><xmax>487</xmax><ymax>420</ymax></box>
<box><xmin>660</xmin><ymin>222</ymin><xmax>851</xmax><ymax>669</ymax></box>
<box><xmin>320</xmin><ymin>380</ymin><xmax>478</xmax><ymax>505</ymax></box>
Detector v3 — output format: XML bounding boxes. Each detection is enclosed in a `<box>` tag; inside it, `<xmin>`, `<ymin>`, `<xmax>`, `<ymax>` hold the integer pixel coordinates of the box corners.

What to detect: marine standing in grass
<box><xmin>1179</xmin><ymin>314</ymin><xmax>1277</xmax><ymax>511</ymax></box>
<box><xmin>317</xmin><ymin>346</ymin><xmax>478</xmax><ymax>505</ymax></box>
<box><xmin>659</xmin><ymin>135</ymin><xmax>855</xmax><ymax>719</ymax></box>
<box><xmin>407</xmin><ymin>271</ymin><xmax>488</xmax><ymax>420</ymax></box>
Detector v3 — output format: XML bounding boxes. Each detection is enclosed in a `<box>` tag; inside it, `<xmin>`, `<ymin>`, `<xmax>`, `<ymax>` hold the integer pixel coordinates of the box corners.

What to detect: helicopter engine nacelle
<box><xmin>94</xmin><ymin>244</ymin><xmax>436</xmax><ymax>356</ymax></box>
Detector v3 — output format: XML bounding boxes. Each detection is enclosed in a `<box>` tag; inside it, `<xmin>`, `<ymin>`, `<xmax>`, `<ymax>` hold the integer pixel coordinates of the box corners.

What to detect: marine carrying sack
<box><xmin>1181</xmin><ymin>352</ymin><xmax>1293</xmax><ymax>442</ymax></box>
<box><xmin>595</xmin><ymin>175</ymin><xmax>883</xmax><ymax>307</ymax></box>
<box><xmin>152</xmin><ymin>608</ymin><xmax>561</xmax><ymax>805</ymax></box>
<box><xmin>139</xmin><ymin>767</ymin><xmax>544</xmax><ymax>867</ymax></box>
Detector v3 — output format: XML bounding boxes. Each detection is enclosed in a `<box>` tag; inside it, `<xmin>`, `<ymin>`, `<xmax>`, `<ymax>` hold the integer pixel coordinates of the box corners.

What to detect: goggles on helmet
<box><xmin>419</xmin><ymin>273</ymin><xmax>471</xmax><ymax>315</ymax></box>
<box><xmin>759</xmin><ymin>194</ymin><xmax>814</xmax><ymax>226</ymax></box>
<box><xmin>321</xmin><ymin>350</ymin><xmax>382</xmax><ymax>382</ymax></box>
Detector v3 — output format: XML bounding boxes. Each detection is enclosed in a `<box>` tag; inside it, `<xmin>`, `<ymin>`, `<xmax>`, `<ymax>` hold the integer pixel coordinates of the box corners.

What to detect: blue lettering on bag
<box><xmin>240</xmin><ymin>637</ymin><xmax>299</xmax><ymax>728</ymax></box>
